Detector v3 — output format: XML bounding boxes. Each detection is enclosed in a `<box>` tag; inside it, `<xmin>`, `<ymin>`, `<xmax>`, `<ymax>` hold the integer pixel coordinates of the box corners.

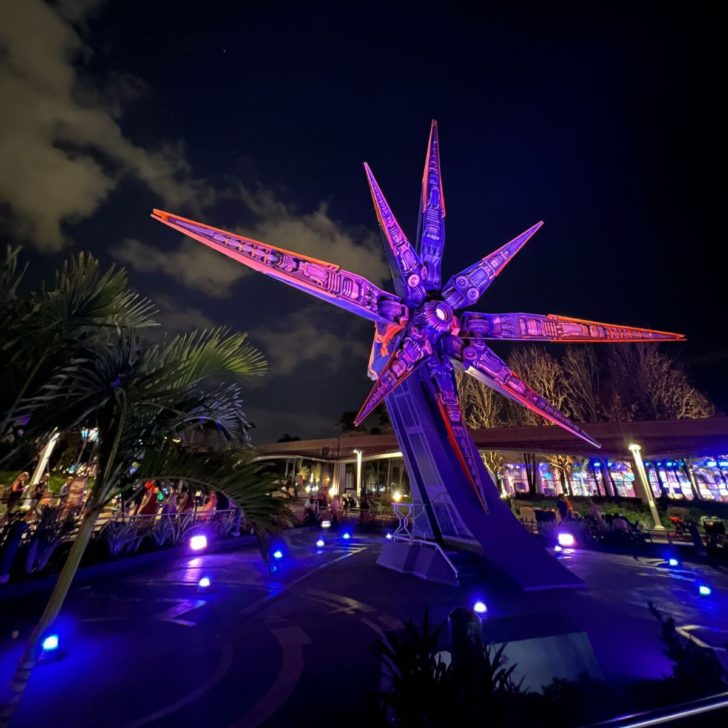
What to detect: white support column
<box><xmin>331</xmin><ymin>461</ymin><xmax>345</xmax><ymax>495</ymax></box>
<box><xmin>629</xmin><ymin>443</ymin><xmax>664</xmax><ymax>530</ymax></box>
<box><xmin>29</xmin><ymin>431</ymin><xmax>59</xmax><ymax>486</ymax></box>
<box><xmin>353</xmin><ymin>449</ymin><xmax>363</xmax><ymax>498</ymax></box>
<box><xmin>24</xmin><ymin>430</ymin><xmax>60</xmax><ymax>508</ymax></box>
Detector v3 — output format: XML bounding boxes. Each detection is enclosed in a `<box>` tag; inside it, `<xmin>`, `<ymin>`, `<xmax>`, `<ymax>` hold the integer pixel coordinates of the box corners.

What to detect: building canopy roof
<box><xmin>256</xmin><ymin>418</ymin><xmax>728</xmax><ymax>462</ymax></box>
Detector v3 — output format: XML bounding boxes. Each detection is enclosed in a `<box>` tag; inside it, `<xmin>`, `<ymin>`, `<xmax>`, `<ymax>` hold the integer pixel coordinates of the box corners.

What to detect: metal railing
<box><xmin>96</xmin><ymin>508</ymin><xmax>239</xmax><ymax>555</ymax></box>
<box><xmin>589</xmin><ymin>690</ymin><xmax>728</xmax><ymax>727</ymax></box>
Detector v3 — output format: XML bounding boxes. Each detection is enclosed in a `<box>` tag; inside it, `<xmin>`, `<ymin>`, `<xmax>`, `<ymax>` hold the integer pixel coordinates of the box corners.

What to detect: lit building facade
<box><xmin>257</xmin><ymin>417</ymin><xmax>728</xmax><ymax>503</ymax></box>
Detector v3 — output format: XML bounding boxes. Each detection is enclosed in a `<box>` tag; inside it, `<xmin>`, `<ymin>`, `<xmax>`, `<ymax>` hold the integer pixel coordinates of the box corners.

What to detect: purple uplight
<box><xmin>189</xmin><ymin>534</ymin><xmax>208</xmax><ymax>552</ymax></box>
<box><xmin>557</xmin><ymin>532</ymin><xmax>575</xmax><ymax>548</ymax></box>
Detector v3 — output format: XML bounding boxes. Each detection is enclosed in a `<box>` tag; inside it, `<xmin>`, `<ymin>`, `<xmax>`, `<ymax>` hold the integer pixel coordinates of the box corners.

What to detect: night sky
<box><xmin>1</xmin><ymin>1</ymin><xmax>725</xmax><ymax>442</ymax></box>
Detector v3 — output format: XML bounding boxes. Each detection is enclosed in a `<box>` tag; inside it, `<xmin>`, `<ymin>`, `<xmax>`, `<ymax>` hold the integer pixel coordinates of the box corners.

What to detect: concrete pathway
<box><xmin>1</xmin><ymin>532</ymin><xmax>727</xmax><ymax>727</ymax></box>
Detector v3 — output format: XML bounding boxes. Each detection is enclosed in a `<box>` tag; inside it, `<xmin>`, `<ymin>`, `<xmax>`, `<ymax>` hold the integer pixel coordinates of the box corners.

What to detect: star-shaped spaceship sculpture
<box><xmin>152</xmin><ymin>121</ymin><xmax>683</xmax><ymax>507</ymax></box>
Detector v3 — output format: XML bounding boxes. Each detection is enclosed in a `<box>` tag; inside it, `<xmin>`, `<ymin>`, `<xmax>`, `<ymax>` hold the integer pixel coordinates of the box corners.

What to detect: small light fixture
<box><xmin>316</xmin><ymin>539</ymin><xmax>325</xmax><ymax>548</ymax></box>
<box><xmin>557</xmin><ymin>532</ymin><xmax>575</xmax><ymax>548</ymax></box>
<box><xmin>385</xmin><ymin>532</ymin><xmax>393</xmax><ymax>540</ymax></box>
<box><xmin>321</xmin><ymin>519</ymin><xmax>331</xmax><ymax>529</ymax></box>
<box><xmin>272</xmin><ymin>549</ymin><xmax>283</xmax><ymax>560</ymax></box>
<box><xmin>554</xmin><ymin>544</ymin><xmax>563</xmax><ymax>553</ymax></box>
<box><xmin>343</xmin><ymin>532</ymin><xmax>351</xmax><ymax>540</ymax></box>
<box><xmin>698</xmin><ymin>584</ymin><xmax>712</xmax><ymax>597</ymax></box>
<box><xmin>189</xmin><ymin>534</ymin><xmax>208</xmax><ymax>552</ymax></box>
<box><xmin>473</xmin><ymin>600</ymin><xmax>487</xmax><ymax>615</ymax></box>
<box><xmin>198</xmin><ymin>576</ymin><xmax>211</xmax><ymax>589</ymax></box>
<box><xmin>392</xmin><ymin>490</ymin><xmax>402</xmax><ymax>502</ymax></box>
<box><xmin>668</xmin><ymin>558</ymin><xmax>679</xmax><ymax>567</ymax></box>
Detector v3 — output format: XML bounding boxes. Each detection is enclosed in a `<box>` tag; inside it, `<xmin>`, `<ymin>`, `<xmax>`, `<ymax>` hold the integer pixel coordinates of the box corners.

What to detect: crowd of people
<box><xmin>301</xmin><ymin>488</ymin><xmax>377</xmax><ymax>527</ymax></box>
<box><xmin>555</xmin><ymin>494</ymin><xmax>640</xmax><ymax>535</ymax></box>
<box><xmin>1</xmin><ymin>471</ymin><xmax>83</xmax><ymax>525</ymax></box>
<box><xmin>126</xmin><ymin>481</ymin><xmax>227</xmax><ymax>518</ymax></box>
<box><xmin>1</xmin><ymin>470</ymin><xmax>230</xmax><ymax>529</ymax></box>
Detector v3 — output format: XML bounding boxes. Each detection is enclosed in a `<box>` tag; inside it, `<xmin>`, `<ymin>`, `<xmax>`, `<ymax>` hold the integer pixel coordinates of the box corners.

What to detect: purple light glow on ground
<box><xmin>1</xmin><ymin>535</ymin><xmax>726</xmax><ymax>727</ymax></box>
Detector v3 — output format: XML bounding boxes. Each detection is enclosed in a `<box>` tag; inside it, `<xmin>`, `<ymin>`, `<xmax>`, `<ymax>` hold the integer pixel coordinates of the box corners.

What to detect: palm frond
<box><xmin>141</xmin><ymin>328</ymin><xmax>266</xmax><ymax>388</ymax></box>
<box><xmin>0</xmin><ymin>245</ymin><xmax>26</xmax><ymax>309</ymax></box>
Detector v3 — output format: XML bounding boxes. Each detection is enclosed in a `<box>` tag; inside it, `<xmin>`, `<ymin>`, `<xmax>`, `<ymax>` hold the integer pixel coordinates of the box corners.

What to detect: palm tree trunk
<box><xmin>560</xmin><ymin>468</ymin><xmax>570</xmax><ymax>496</ymax></box>
<box><xmin>1</xmin><ymin>506</ymin><xmax>101</xmax><ymax>725</ymax></box>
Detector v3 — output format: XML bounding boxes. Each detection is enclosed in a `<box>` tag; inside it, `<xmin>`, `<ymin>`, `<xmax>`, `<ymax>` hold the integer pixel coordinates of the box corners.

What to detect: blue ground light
<box><xmin>698</xmin><ymin>584</ymin><xmax>712</xmax><ymax>596</ymax></box>
<box><xmin>342</xmin><ymin>532</ymin><xmax>351</xmax><ymax>540</ymax></box>
<box><xmin>316</xmin><ymin>539</ymin><xmax>325</xmax><ymax>548</ymax></box>
<box><xmin>41</xmin><ymin>634</ymin><xmax>59</xmax><ymax>653</ymax></box>
<box><xmin>473</xmin><ymin>601</ymin><xmax>488</xmax><ymax>615</ymax></box>
<box><xmin>198</xmin><ymin>576</ymin><xmax>211</xmax><ymax>589</ymax></box>
<box><xmin>272</xmin><ymin>550</ymin><xmax>284</xmax><ymax>560</ymax></box>
<box><xmin>668</xmin><ymin>558</ymin><xmax>680</xmax><ymax>567</ymax></box>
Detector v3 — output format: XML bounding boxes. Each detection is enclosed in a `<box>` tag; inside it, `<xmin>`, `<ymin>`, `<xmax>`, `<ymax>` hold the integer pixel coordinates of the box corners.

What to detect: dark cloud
<box><xmin>253</xmin><ymin>306</ymin><xmax>370</xmax><ymax>379</ymax></box>
<box><xmin>114</xmin><ymin>237</ymin><xmax>248</xmax><ymax>298</ymax></box>
<box><xmin>152</xmin><ymin>293</ymin><xmax>218</xmax><ymax>333</ymax></box>
<box><xmin>0</xmin><ymin>0</ymin><xmax>219</xmax><ymax>250</ymax></box>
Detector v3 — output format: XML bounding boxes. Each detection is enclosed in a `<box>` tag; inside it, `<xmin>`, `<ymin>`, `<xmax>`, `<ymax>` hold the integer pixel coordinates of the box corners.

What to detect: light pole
<box><xmin>629</xmin><ymin>443</ymin><xmax>664</xmax><ymax>530</ymax></box>
<box><xmin>353</xmin><ymin>449</ymin><xmax>363</xmax><ymax>498</ymax></box>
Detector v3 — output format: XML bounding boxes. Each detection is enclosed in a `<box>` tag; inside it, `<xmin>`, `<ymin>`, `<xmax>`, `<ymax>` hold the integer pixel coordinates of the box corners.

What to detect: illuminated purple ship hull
<box><xmin>153</xmin><ymin>122</ymin><xmax>682</xmax><ymax>590</ymax></box>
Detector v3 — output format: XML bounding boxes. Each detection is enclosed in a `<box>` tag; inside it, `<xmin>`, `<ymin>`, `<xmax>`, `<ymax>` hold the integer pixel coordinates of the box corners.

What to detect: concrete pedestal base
<box><xmin>377</xmin><ymin>539</ymin><xmax>458</xmax><ymax>587</ymax></box>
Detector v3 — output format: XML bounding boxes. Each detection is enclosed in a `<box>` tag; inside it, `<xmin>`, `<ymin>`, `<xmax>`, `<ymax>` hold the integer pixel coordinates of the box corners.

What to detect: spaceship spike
<box><xmin>442</xmin><ymin>221</ymin><xmax>543</xmax><ymax>310</ymax></box>
<box><xmin>367</xmin><ymin>321</ymin><xmax>405</xmax><ymax>381</ymax></box>
<box><xmin>151</xmin><ymin>210</ymin><xmax>407</xmax><ymax>326</ymax></box>
<box><xmin>416</xmin><ymin>120</ymin><xmax>446</xmax><ymax>291</ymax></box>
<box><xmin>427</xmin><ymin>357</ymin><xmax>489</xmax><ymax>512</ymax></box>
<box><xmin>363</xmin><ymin>164</ymin><xmax>426</xmax><ymax>305</ymax></box>
<box><xmin>459</xmin><ymin>312</ymin><xmax>685</xmax><ymax>343</ymax></box>
<box><xmin>447</xmin><ymin>337</ymin><xmax>601</xmax><ymax>448</ymax></box>
<box><xmin>354</xmin><ymin>325</ymin><xmax>433</xmax><ymax>426</ymax></box>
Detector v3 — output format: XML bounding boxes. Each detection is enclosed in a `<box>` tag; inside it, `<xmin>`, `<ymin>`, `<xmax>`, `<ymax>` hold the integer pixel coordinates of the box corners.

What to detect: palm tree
<box><xmin>2</xmin><ymin>323</ymin><xmax>269</xmax><ymax>720</ymax></box>
<box><xmin>0</xmin><ymin>246</ymin><xmax>156</xmax><ymax>449</ymax></box>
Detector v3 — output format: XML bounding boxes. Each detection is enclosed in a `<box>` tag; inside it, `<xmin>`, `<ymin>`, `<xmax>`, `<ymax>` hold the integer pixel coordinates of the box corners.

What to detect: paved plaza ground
<box><xmin>1</xmin><ymin>532</ymin><xmax>727</xmax><ymax>727</ymax></box>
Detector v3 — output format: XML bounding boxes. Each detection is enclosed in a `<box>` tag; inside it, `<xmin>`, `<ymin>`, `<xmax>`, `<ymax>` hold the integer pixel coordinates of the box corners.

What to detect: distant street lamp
<box><xmin>629</xmin><ymin>443</ymin><xmax>664</xmax><ymax>530</ymax></box>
